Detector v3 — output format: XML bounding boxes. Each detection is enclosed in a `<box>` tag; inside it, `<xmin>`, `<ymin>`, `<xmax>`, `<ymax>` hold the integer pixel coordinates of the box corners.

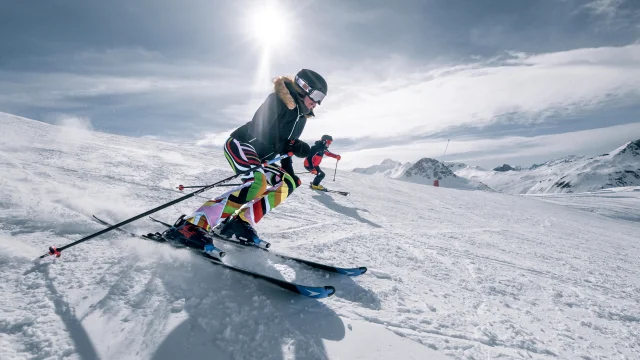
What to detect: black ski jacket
<box><xmin>230</xmin><ymin>76</ymin><xmax>313</xmax><ymax>162</ymax></box>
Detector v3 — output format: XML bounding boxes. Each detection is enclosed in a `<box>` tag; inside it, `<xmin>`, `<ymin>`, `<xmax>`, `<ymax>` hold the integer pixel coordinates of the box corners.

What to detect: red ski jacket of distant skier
<box><xmin>304</xmin><ymin>140</ymin><xmax>340</xmax><ymax>168</ymax></box>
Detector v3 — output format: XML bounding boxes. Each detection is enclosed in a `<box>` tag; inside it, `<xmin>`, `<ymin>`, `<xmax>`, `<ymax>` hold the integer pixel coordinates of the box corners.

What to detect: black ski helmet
<box><xmin>321</xmin><ymin>135</ymin><xmax>333</xmax><ymax>142</ymax></box>
<box><xmin>295</xmin><ymin>69</ymin><xmax>328</xmax><ymax>104</ymax></box>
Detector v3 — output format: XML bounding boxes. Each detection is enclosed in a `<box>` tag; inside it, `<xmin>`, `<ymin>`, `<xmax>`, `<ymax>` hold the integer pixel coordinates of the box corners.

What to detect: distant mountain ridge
<box><xmin>353</xmin><ymin>139</ymin><xmax>640</xmax><ymax>194</ymax></box>
<box><xmin>466</xmin><ymin>139</ymin><xmax>640</xmax><ymax>194</ymax></box>
<box><xmin>353</xmin><ymin>158</ymin><xmax>491</xmax><ymax>191</ymax></box>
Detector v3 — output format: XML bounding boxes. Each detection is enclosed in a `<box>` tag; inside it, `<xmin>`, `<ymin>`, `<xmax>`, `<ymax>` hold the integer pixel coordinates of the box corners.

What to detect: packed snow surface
<box><xmin>1</xmin><ymin>113</ymin><xmax>638</xmax><ymax>360</ymax></box>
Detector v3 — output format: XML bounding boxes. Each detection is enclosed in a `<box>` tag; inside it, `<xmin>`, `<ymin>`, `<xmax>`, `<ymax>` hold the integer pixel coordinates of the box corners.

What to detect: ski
<box><xmin>92</xmin><ymin>216</ymin><xmax>335</xmax><ymax>299</ymax></box>
<box><xmin>325</xmin><ymin>189</ymin><xmax>350</xmax><ymax>196</ymax></box>
<box><xmin>309</xmin><ymin>185</ymin><xmax>350</xmax><ymax>196</ymax></box>
<box><xmin>149</xmin><ymin>216</ymin><xmax>367</xmax><ymax>277</ymax></box>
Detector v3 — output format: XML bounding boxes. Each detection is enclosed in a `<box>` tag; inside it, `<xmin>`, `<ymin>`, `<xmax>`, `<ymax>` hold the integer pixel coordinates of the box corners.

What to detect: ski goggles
<box><xmin>295</xmin><ymin>75</ymin><xmax>326</xmax><ymax>104</ymax></box>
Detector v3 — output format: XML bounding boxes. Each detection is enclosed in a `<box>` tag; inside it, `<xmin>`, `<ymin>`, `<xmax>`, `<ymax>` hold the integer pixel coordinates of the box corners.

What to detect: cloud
<box><xmin>0</xmin><ymin>47</ymin><xmax>254</xmax><ymax>135</ymax></box>
<box><xmin>580</xmin><ymin>0</ymin><xmax>640</xmax><ymax>32</ymax></box>
<box><xmin>584</xmin><ymin>0</ymin><xmax>625</xmax><ymax>18</ymax></box>
<box><xmin>303</xmin><ymin>44</ymin><xmax>640</xmax><ymax>143</ymax></box>
<box><xmin>339</xmin><ymin>121</ymin><xmax>640</xmax><ymax>169</ymax></box>
<box><xmin>191</xmin><ymin>43</ymin><xmax>640</xmax><ymax>169</ymax></box>
<box><xmin>0</xmin><ymin>46</ymin><xmax>246</xmax><ymax>102</ymax></box>
<box><xmin>0</xmin><ymin>70</ymin><xmax>242</xmax><ymax>106</ymax></box>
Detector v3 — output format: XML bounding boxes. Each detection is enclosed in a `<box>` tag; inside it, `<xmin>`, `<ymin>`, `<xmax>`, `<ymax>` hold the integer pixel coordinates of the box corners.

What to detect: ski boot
<box><xmin>164</xmin><ymin>215</ymin><xmax>225</xmax><ymax>258</ymax></box>
<box><xmin>215</xmin><ymin>216</ymin><xmax>270</xmax><ymax>248</ymax></box>
<box><xmin>311</xmin><ymin>183</ymin><xmax>326</xmax><ymax>191</ymax></box>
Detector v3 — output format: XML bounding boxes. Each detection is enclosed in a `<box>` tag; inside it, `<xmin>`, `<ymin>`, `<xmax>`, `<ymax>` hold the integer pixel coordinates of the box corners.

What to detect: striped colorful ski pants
<box><xmin>186</xmin><ymin>137</ymin><xmax>298</xmax><ymax>231</ymax></box>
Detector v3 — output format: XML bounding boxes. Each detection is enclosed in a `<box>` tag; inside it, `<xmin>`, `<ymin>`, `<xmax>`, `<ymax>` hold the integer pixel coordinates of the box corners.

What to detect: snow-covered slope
<box><xmin>1</xmin><ymin>112</ymin><xmax>639</xmax><ymax>360</ymax></box>
<box><xmin>352</xmin><ymin>158</ymin><xmax>412</xmax><ymax>178</ymax></box>
<box><xmin>455</xmin><ymin>141</ymin><xmax>640</xmax><ymax>194</ymax></box>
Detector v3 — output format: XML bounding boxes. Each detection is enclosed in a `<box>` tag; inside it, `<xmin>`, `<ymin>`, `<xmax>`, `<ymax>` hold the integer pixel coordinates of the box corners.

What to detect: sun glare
<box><xmin>249</xmin><ymin>3</ymin><xmax>288</xmax><ymax>49</ymax></box>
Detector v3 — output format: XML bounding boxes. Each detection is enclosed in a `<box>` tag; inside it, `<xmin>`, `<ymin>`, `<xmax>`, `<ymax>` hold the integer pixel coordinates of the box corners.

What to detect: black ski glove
<box><xmin>291</xmin><ymin>174</ymin><xmax>302</xmax><ymax>187</ymax></box>
<box><xmin>288</xmin><ymin>139</ymin><xmax>310</xmax><ymax>158</ymax></box>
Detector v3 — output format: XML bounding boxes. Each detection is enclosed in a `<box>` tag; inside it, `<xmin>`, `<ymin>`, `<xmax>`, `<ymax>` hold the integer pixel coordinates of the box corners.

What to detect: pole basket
<box><xmin>49</xmin><ymin>246</ymin><xmax>61</xmax><ymax>257</ymax></box>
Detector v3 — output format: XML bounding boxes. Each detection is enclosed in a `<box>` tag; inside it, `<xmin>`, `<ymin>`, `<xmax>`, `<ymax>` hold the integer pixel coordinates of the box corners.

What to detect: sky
<box><xmin>1</xmin><ymin>0</ymin><xmax>639</xmax><ymax>169</ymax></box>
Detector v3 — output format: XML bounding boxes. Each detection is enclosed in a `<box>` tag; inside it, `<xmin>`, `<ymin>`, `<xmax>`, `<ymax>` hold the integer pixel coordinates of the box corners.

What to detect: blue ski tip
<box><xmin>296</xmin><ymin>285</ymin><xmax>336</xmax><ymax>299</ymax></box>
<box><xmin>253</xmin><ymin>237</ymin><xmax>271</xmax><ymax>249</ymax></box>
<box><xmin>335</xmin><ymin>267</ymin><xmax>368</xmax><ymax>277</ymax></box>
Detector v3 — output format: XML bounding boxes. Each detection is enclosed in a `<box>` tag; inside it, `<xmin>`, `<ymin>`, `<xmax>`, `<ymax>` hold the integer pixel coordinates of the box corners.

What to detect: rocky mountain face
<box><xmin>493</xmin><ymin>164</ymin><xmax>516</xmax><ymax>172</ymax></box>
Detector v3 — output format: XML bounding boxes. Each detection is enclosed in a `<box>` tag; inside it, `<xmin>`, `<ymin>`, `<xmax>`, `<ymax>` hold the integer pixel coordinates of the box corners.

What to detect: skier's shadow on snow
<box><xmin>240</xmin><ymin>249</ymin><xmax>382</xmax><ymax>312</ymax></box>
<box><xmin>312</xmin><ymin>193</ymin><xmax>381</xmax><ymax>228</ymax></box>
<box><xmin>150</xmin><ymin>253</ymin><xmax>346</xmax><ymax>360</ymax></box>
<box><xmin>35</xmin><ymin>262</ymin><xmax>100</xmax><ymax>360</ymax></box>
<box><xmin>325</xmin><ymin>275</ymin><xmax>382</xmax><ymax>311</ymax></box>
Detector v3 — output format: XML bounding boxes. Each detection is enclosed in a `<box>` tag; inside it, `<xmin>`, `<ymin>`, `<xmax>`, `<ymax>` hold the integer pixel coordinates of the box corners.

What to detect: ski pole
<box><xmin>177</xmin><ymin>183</ymin><xmax>242</xmax><ymax>191</ymax></box>
<box><xmin>333</xmin><ymin>160</ymin><xmax>338</xmax><ymax>181</ymax></box>
<box><xmin>38</xmin><ymin>154</ymin><xmax>292</xmax><ymax>259</ymax></box>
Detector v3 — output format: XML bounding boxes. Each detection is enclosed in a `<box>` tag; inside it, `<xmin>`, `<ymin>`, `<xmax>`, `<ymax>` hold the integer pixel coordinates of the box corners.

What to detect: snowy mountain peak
<box><xmin>493</xmin><ymin>164</ymin><xmax>516</xmax><ymax>172</ymax></box>
<box><xmin>404</xmin><ymin>158</ymin><xmax>456</xmax><ymax>180</ymax></box>
<box><xmin>353</xmin><ymin>158</ymin><xmax>491</xmax><ymax>190</ymax></box>
<box><xmin>610</xmin><ymin>139</ymin><xmax>640</xmax><ymax>158</ymax></box>
<box><xmin>401</xmin><ymin>158</ymin><xmax>492</xmax><ymax>190</ymax></box>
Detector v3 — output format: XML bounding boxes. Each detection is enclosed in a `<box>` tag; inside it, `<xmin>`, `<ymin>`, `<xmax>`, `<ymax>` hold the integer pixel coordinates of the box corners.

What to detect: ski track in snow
<box><xmin>1</xmin><ymin>113</ymin><xmax>639</xmax><ymax>360</ymax></box>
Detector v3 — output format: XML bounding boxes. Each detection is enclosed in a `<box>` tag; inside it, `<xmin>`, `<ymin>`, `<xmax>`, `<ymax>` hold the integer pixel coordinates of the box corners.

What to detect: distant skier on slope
<box><xmin>163</xmin><ymin>69</ymin><xmax>328</xmax><ymax>254</ymax></box>
<box><xmin>305</xmin><ymin>135</ymin><xmax>341</xmax><ymax>191</ymax></box>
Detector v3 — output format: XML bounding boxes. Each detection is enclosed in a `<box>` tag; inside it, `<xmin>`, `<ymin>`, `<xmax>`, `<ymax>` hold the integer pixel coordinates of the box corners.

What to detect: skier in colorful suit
<box><xmin>165</xmin><ymin>69</ymin><xmax>328</xmax><ymax>254</ymax></box>
<box><xmin>304</xmin><ymin>135</ymin><xmax>341</xmax><ymax>191</ymax></box>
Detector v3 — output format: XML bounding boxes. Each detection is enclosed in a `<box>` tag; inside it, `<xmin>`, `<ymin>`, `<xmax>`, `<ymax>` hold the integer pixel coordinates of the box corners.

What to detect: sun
<box><xmin>248</xmin><ymin>2</ymin><xmax>289</xmax><ymax>49</ymax></box>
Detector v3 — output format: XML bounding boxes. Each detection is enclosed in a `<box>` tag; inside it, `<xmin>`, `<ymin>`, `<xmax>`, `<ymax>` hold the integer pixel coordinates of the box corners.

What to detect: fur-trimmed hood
<box><xmin>273</xmin><ymin>76</ymin><xmax>314</xmax><ymax>117</ymax></box>
<box><xmin>229</xmin><ymin>75</ymin><xmax>312</xmax><ymax>159</ymax></box>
